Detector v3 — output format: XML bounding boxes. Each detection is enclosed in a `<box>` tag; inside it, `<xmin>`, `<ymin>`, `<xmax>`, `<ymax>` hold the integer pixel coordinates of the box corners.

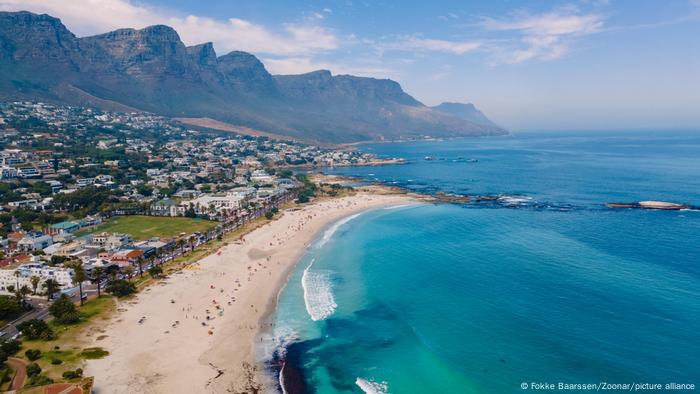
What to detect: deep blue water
<box><xmin>269</xmin><ymin>131</ymin><xmax>700</xmax><ymax>393</ymax></box>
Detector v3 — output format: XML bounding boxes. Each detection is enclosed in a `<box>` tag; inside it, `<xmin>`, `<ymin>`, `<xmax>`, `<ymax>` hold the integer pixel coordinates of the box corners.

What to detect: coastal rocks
<box><xmin>434</xmin><ymin>192</ymin><xmax>471</xmax><ymax>203</ymax></box>
<box><xmin>605</xmin><ymin>200</ymin><xmax>693</xmax><ymax>210</ymax></box>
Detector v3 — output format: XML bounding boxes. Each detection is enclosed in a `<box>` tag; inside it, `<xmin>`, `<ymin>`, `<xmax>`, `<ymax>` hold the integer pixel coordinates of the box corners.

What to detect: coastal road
<box><xmin>0</xmin><ymin>285</ymin><xmax>95</xmax><ymax>340</ymax></box>
<box><xmin>0</xmin><ymin>300</ymin><xmax>50</xmax><ymax>340</ymax></box>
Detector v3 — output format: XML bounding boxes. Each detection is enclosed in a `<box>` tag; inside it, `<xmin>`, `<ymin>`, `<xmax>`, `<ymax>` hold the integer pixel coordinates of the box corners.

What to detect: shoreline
<box><xmin>84</xmin><ymin>190</ymin><xmax>417</xmax><ymax>393</ymax></box>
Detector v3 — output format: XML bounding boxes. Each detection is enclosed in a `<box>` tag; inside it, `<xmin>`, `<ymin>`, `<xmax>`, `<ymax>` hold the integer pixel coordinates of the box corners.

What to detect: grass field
<box><xmin>75</xmin><ymin>215</ymin><xmax>218</xmax><ymax>240</ymax></box>
<box><xmin>19</xmin><ymin>296</ymin><xmax>116</xmax><ymax>382</ymax></box>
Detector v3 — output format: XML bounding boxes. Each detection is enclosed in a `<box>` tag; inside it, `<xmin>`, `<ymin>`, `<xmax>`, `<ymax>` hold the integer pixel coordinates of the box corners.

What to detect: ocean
<box><xmin>266</xmin><ymin>131</ymin><xmax>700</xmax><ymax>393</ymax></box>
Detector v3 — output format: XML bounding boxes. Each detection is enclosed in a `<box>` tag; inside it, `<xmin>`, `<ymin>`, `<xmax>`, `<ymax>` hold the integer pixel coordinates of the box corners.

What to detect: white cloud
<box><xmin>0</xmin><ymin>0</ymin><xmax>339</xmax><ymax>56</ymax></box>
<box><xmin>481</xmin><ymin>9</ymin><xmax>604</xmax><ymax>64</ymax></box>
<box><xmin>386</xmin><ymin>36</ymin><xmax>481</xmax><ymax>55</ymax></box>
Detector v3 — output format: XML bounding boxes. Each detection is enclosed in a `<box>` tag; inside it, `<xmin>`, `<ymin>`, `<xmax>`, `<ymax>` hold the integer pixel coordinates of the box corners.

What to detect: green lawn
<box><xmin>75</xmin><ymin>215</ymin><xmax>217</xmax><ymax>240</ymax></box>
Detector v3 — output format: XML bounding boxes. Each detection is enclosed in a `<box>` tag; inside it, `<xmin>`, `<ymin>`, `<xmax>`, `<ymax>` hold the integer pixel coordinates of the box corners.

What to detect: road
<box><xmin>0</xmin><ymin>285</ymin><xmax>94</xmax><ymax>340</ymax></box>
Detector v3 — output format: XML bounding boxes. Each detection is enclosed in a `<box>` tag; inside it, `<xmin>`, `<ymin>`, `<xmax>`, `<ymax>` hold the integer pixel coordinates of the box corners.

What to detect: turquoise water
<box><xmin>269</xmin><ymin>131</ymin><xmax>700</xmax><ymax>393</ymax></box>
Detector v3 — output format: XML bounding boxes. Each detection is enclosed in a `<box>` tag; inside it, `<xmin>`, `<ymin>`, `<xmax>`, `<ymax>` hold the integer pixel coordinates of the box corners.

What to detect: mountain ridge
<box><xmin>0</xmin><ymin>11</ymin><xmax>505</xmax><ymax>143</ymax></box>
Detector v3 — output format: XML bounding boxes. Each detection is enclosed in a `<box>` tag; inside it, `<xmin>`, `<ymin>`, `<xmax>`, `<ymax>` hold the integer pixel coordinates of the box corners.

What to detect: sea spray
<box><xmin>356</xmin><ymin>377</ymin><xmax>389</xmax><ymax>394</ymax></box>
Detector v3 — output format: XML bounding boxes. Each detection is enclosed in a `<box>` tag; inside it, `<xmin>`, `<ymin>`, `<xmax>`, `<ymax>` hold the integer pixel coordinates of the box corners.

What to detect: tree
<box><xmin>188</xmin><ymin>235</ymin><xmax>196</xmax><ymax>251</ymax></box>
<box><xmin>16</xmin><ymin>319</ymin><xmax>55</xmax><ymax>340</ymax></box>
<box><xmin>67</xmin><ymin>261</ymin><xmax>86</xmax><ymax>306</ymax></box>
<box><xmin>123</xmin><ymin>266</ymin><xmax>134</xmax><ymax>280</ymax></box>
<box><xmin>30</xmin><ymin>275</ymin><xmax>40</xmax><ymax>295</ymax></box>
<box><xmin>106</xmin><ymin>279</ymin><xmax>136</xmax><ymax>297</ymax></box>
<box><xmin>265</xmin><ymin>211</ymin><xmax>274</xmax><ymax>220</ymax></box>
<box><xmin>25</xmin><ymin>349</ymin><xmax>41</xmax><ymax>361</ymax></box>
<box><xmin>50</xmin><ymin>255</ymin><xmax>67</xmax><ymax>266</ymax></box>
<box><xmin>148</xmin><ymin>265</ymin><xmax>163</xmax><ymax>279</ymax></box>
<box><xmin>49</xmin><ymin>294</ymin><xmax>80</xmax><ymax>324</ymax></box>
<box><xmin>42</xmin><ymin>278</ymin><xmax>60</xmax><ymax>300</ymax></box>
<box><xmin>26</xmin><ymin>362</ymin><xmax>41</xmax><ymax>377</ymax></box>
<box><xmin>19</xmin><ymin>285</ymin><xmax>31</xmax><ymax>306</ymax></box>
<box><xmin>0</xmin><ymin>339</ymin><xmax>21</xmax><ymax>363</ymax></box>
<box><xmin>92</xmin><ymin>266</ymin><xmax>105</xmax><ymax>298</ymax></box>
<box><xmin>0</xmin><ymin>295</ymin><xmax>22</xmax><ymax>320</ymax></box>
<box><xmin>136</xmin><ymin>256</ymin><xmax>144</xmax><ymax>277</ymax></box>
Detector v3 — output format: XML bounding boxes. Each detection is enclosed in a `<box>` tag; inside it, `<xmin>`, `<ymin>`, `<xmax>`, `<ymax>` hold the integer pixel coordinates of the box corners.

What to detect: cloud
<box><xmin>0</xmin><ymin>0</ymin><xmax>339</xmax><ymax>56</ymax></box>
<box><xmin>480</xmin><ymin>9</ymin><xmax>604</xmax><ymax>63</ymax></box>
<box><xmin>385</xmin><ymin>36</ymin><xmax>482</xmax><ymax>55</ymax></box>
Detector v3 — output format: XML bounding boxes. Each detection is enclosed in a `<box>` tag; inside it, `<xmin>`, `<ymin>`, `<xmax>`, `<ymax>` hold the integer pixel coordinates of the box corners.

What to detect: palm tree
<box><xmin>6</xmin><ymin>285</ymin><xmax>15</xmax><ymax>298</ymax></box>
<box><xmin>93</xmin><ymin>266</ymin><xmax>105</xmax><ymax>298</ymax></box>
<box><xmin>188</xmin><ymin>235</ymin><xmax>196</xmax><ymax>252</ymax></box>
<box><xmin>43</xmin><ymin>278</ymin><xmax>60</xmax><ymax>301</ymax></box>
<box><xmin>136</xmin><ymin>256</ymin><xmax>144</xmax><ymax>277</ymax></box>
<box><xmin>29</xmin><ymin>275</ymin><xmax>40</xmax><ymax>295</ymax></box>
<box><xmin>13</xmin><ymin>270</ymin><xmax>20</xmax><ymax>290</ymax></box>
<box><xmin>123</xmin><ymin>266</ymin><xmax>135</xmax><ymax>280</ymax></box>
<box><xmin>69</xmin><ymin>262</ymin><xmax>87</xmax><ymax>306</ymax></box>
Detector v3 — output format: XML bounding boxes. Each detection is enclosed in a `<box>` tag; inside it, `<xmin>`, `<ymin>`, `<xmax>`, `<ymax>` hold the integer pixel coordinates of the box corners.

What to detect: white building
<box><xmin>0</xmin><ymin>166</ymin><xmax>18</xmax><ymax>179</ymax></box>
<box><xmin>0</xmin><ymin>263</ymin><xmax>74</xmax><ymax>295</ymax></box>
<box><xmin>17</xmin><ymin>232</ymin><xmax>53</xmax><ymax>252</ymax></box>
<box><xmin>250</xmin><ymin>170</ymin><xmax>274</xmax><ymax>184</ymax></box>
<box><xmin>182</xmin><ymin>192</ymin><xmax>246</xmax><ymax>215</ymax></box>
<box><xmin>91</xmin><ymin>232</ymin><xmax>132</xmax><ymax>251</ymax></box>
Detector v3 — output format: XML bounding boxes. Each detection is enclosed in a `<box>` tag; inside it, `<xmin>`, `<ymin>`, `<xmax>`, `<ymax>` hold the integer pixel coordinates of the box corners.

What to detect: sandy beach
<box><xmin>85</xmin><ymin>191</ymin><xmax>415</xmax><ymax>393</ymax></box>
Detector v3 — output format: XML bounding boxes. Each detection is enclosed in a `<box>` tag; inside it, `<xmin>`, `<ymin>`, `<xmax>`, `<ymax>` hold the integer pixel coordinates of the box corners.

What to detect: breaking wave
<box><xmin>302</xmin><ymin>212</ymin><xmax>364</xmax><ymax>321</ymax></box>
<box><xmin>316</xmin><ymin>212</ymin><xmax>362</xmax><ymax>248</ymax></box>
<box><xmin>356</xmin><ymin>377</ymin><xmax>389</xmax><ymax>394</ymax></box>
<box><xmin>302</xmin><ymin>261</ymin><xmax>337</xmax><ymax>321</ymax></box>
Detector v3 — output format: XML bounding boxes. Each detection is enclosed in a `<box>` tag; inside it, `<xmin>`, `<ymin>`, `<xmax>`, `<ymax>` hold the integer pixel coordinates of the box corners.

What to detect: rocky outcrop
<box><xmin>605</xmin><ymin>201</ymin><xmax>693</xmax><ymax>210</ymax></box>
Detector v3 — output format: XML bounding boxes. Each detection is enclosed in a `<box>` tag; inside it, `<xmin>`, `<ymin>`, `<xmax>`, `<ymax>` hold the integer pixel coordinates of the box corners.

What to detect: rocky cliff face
<box><xmin>0</xmin><ymin>11</ymin><xmax>505</xmax><ymax>143</ymax></box>
<box><xmin>217</xmin><ymin>51</ymin><xmax>277</xmax><ymax>94</ymax></box>
<box><xmin>0</xmin><ymin>11</ymin><xmax>79</xmax><ymax>66</ymax></box>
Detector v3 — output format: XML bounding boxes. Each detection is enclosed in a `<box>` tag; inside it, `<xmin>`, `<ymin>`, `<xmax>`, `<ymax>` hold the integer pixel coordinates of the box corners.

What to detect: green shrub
<box><xmin>147</xmin><ymin>265</ymin><xmax>163</xmax><ymax>278</ymax></box>
<box><xmin>51</xmin><ymin>358</ymin><xmax>63</xmax><ymax>365</ymax></box>
<box><xmin>106</xmin><ymin>279</ymin><xmax>136</xmax><ymax>297</ymax></box>
<box><xmin>26</xmin><ymin>374</ymin><xmax>53</xmax><ymax>387</ymax></box>
<box><xmin>62</xmin><ymin>368</ymin><xmax>83</xmax><ymax>379</ymax></box>
<box><xmin>26</xmin><ymin>362</ymin><xmax>41</xmax><ymax>377</ymax></box>
<box><xmin>25</xmin><ymin>349</ymin><xmax>41</xmax><ymax>361</ymax></box>
<box><xmin>80</xmin><ymin>347</ymin><xmax>109</xmax><ymax>359</ymax></box>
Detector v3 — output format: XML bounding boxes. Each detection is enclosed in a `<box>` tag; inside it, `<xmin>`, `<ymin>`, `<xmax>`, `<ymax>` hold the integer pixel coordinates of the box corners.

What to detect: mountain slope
<box><xmin>431</xmin><ymin>102</ymin><xmax>499</xmax><ymax>128</ymax></box>
<box><xmin>0</xmin><ymin>11</ymin><xmax>506</xmax><ymax>143</ymax></box>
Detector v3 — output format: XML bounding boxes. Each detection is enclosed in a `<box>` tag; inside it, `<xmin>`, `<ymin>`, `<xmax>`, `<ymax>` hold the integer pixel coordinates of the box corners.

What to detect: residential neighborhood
<box><xmin>0</xmin><ymin>101</ymin><xmax>373</xmax><ymax>341</ymax></box>
<box><xmin>0</xmin><ymin>101</ymin><xmax>384</xmax><ymax>278</ymax></box>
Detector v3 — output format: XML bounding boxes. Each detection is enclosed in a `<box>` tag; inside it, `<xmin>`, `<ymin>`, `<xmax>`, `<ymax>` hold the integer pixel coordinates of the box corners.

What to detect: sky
<box><xmin>1</xmin><ymin>0</ymin><xmax>699</xmax><ymax>131</ymax></box>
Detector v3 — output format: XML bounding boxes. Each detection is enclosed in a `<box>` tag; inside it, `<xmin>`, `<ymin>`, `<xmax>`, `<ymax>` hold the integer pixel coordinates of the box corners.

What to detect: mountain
<box><xmin>0</xmin><ymin>11</ymin><xmax>506</xmax><ymax>143</ymax></box>
<box><xmin>431</xmin><ymin>102</ymin><xmax>499</xmax><ymax>128</ymax></box>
